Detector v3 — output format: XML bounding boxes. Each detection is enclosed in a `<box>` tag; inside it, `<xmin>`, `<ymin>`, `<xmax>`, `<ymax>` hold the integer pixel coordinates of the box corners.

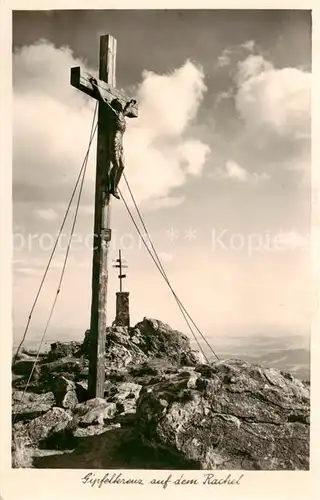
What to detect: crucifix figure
<box><xmin>70</xmin><ymin>35</ymin><xmax>138</xmax><ymax>398</ymax></box>
<box><xmin>89</xmin><ymin>76</ymin><xmax>136</xmax><ymax>199</ymax></box>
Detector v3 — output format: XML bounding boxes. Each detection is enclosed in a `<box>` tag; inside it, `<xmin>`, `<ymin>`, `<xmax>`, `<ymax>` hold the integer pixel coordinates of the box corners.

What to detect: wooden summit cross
<box><xmin>70</xmin><ymin>34</ymin><xmax>138</xmax><ymax>399</ymax></box>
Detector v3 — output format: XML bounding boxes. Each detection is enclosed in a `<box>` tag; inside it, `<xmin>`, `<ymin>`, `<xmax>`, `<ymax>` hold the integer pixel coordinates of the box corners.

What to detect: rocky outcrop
<box><xmin>130</xmin><ymin>318</ymin><xmax>204</xmax><ymax>365</ymax></box>
<box><xmin>12</xmin><ymin>319</ymin><xmax>310</xmax><ymax>470</ymax></box>
<box><xmin>82</xmin><ymin>318</ymin><xmax>204</xmax><ymax>369</ymax></box>
<box><xmin>136</xmin><ymin>359</ymin><xmax>310</xmax><ymax>470</ymax></box>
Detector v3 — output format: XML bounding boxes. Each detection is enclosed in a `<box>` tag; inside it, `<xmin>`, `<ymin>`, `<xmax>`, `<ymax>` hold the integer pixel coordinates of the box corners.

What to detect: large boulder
<box><xmin>12</xmin><ymin>405</ymin><xmax>74</xmax><ymax>468</ymax></box>
<box><xmin>67</xmin><ymin>398</ymin><xmax>118</xmax><ymax>438</ymax></box>
<box><xmin>132</xmin><ymin>318</ymin><xmax>201</xmax><ymax>365</ymax></box>
<box><xmin>136</xmin><ymin>359</ymin><xmax>310</xmax><ymax>470</ymax></box>
<box><xmin>75</xmin><ymin>380</ymin><xmax>89</xmax><ymax>403</ymax></box>
<box><xmin>73</xmin><ymin>398</ymin><xmax>117</xmax><ymax>426</ymax></box>
<box><xmin>47</xmin><ymin>341</ymin><xmax>82</xmax><ymax>362</ymax></box>
<box><xmin>13</xmin><ymin>407</ymin><xmax>73</xmax><ymax>450</ymax></box>
<box><xmin>21</xmin><ymin>346</ymin><xmax>49</xmax><ymax>357</ymax></box>
<box><xmin>27</xmin><ymin>407</ymin><xmax>73</xmax><ymax>445</ymax></box>
<box><xmin>12</xmin><ymin>390</ymin><xmax>55</xmax><ymax>422</ymax></box>
<box><xmin>82</xmin><ymin>327</ymin><xmax>147</xmax><ymax>369</ymax></box>
<box><xmin>37</xmin><ymin>356</ymin><xmax>88</xmax><ymax>392</ymax></box>
<box><xmin>106</xmin><ymin>382</ymin><xmax>142</xmax><ymax>415</ymax></box>
<box><xmin>12</xmin><ymin>358</ymin><xmax>38</xmax><ymax>377</ymax></box>
<box><xmin>52</xmin><ymin>376</ymin><xmax>78</xmax><ymax>409</ymax></box>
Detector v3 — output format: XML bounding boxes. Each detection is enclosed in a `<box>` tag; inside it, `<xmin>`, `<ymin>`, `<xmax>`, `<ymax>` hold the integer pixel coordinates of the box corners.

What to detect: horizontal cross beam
<box><xmin>70</xmin><ymin>66</ymin><xmax>138</xmax><ymax>118</ymax></box>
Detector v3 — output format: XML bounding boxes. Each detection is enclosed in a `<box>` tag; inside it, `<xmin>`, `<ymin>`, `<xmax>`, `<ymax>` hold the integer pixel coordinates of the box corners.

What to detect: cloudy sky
<box><xmin>12</xmin><ymin>9</ymin><xmax>312</xmax><ymax>349</ymax></box>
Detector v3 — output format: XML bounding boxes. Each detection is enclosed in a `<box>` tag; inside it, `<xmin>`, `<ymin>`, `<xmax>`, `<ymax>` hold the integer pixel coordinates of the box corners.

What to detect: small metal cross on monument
<box><xmin>70</xmin><ymin>34</ymin><xmax>138</xmax><ymax>399</ymax></box>
<box><xmin>113</xmin><ymin>249</ymin><xmax>128</xmax><ymax>293</ymax></box>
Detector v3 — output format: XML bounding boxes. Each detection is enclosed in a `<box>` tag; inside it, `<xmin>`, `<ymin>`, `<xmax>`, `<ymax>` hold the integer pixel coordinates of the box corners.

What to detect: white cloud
<box><xmin>235</xmin><ymin>55</ymin><xmax>311</xmax><ymax>138</ymax></box>
<box><xmin>212</xmin><ymin>160</ymin><xmax>270</xmax><ymax>184</ymax></box>
<box><xmin>225</xmin><ymin>160</ymin><xmax>248</xmax><ymax>181</ymax></box>
<box><xmin>13</xmin><ymin>41</ymin><xmax>90</xmax><ymax>104</ymax></box>
<box><xmin>13</xmin><ymin>41</ymin><xmax>209</xmax><ymax>210</ymax></box>
<box><xmin>216</xmin><ymin>52</ymin><xmax>231</xmax><ymax>68</ymax></box>
<box><xmin>176</xmin><ymin>140</ymin><xmax>210</xmax><ymax>176</ymax></box>
<box><xmin>236</xmin><ymin>55</ymin><xmax>273</xmax><ymax>85</ymax></box>
<box><xmin>231</xmin><ymin>53</ymin><xmax>310</xmax><ymax>181</ymax></box>
<box><xmin>216</xmin><ymin>40</ymin><xmax>255</xmax><ymax>72</ymax></box>
<box><xmin>147</xmin><ymin>196</ymin><xmax>185</xmax><ymax>211</ymax></box>
<box><xmin>123</xmin><ymin>63</ymin><xmax>209</xmax><ymax>205</ymax></box>
<box><xmin>241</xmin><ymin>40</ymin><xmax>255</xmax><ymax>52</ymax></box>
<box><xmin>214</xmin><ymin>88</ymin><xmax>234</xmax><ymax>108</ymax></box>
<box><xmin>137</xmin><ymin>61</ymin><xmax>206</xmax><ymax>138</ymax></box>
<box><xmin>33</xmin><ymin>208</ymin><xmax>58</xmax><ymax>220</ymax></box>
<box><xmin>213</xmin><ymin>49</ymin><xmax>309</xmax><ymax>184</ymax></box>
<box><xmin>251</xmin><ymin>172</ymin><xmax>271</xmax><ymax>182</ymax></box>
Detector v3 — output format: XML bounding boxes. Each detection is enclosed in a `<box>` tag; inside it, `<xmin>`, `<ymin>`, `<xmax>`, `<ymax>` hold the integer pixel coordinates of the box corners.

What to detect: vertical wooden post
<box><xmin>87</xmin><ymin>35</ymin><xmax>117</xmax><ymax>399</ymax></box>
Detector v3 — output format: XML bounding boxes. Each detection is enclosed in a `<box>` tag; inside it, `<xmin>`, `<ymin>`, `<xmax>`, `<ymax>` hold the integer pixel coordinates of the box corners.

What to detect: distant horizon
<box><xmin>13</xmin><ymin>321</ymin><xmax>310</xmax><ymax>349</ymax></box>
<box><xmin>13</xmin><ymin>321</ymin><xmax>310</xmax><ymax>383</ymax></box>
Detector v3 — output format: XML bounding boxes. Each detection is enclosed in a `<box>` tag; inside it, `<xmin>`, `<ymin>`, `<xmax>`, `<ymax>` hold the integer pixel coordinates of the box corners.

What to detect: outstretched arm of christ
<box><xmin>89</xmin><ymin>77</ymin><xmax>136</xmax><ymax>117</ymax></box>
<box><xmin>89</xmin><ymin>77</ymin><xmax>119</xmax><ymax>117</ymax></box>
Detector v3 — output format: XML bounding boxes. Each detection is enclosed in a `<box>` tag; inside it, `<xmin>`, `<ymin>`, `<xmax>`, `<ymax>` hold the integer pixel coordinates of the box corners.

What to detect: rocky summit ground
<box><xmin>12</xmin><ymin>318</ymin><xmax>310</xmax><ymax>470</ymax></box>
